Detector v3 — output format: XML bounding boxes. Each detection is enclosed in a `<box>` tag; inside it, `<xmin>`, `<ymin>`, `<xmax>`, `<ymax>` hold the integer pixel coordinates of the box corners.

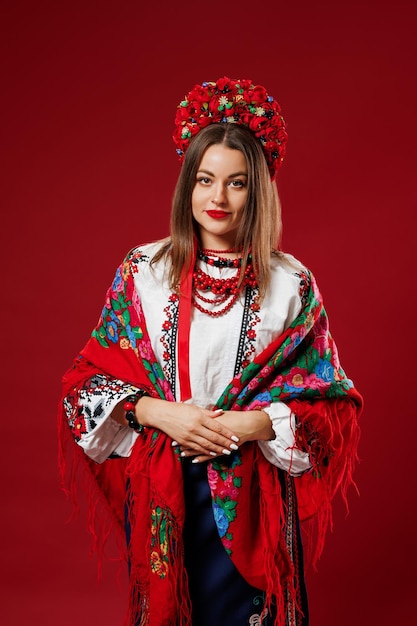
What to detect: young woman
<box><xmin>60</xmin><ymin>77</ymin><xmax>362</xmax><ymax>626</ymax></box>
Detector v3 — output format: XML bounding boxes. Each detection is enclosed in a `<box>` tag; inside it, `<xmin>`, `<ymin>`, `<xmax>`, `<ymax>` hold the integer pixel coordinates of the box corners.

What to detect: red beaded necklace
<box><xmin>192</xmin><ymin>252</ymin><xmax>257</xmax><ymax>317</ymax></box>
<box><xmin>201</xmin><ymin>248</ymin><xmax>240</xmax><ymax>255</ymax></box>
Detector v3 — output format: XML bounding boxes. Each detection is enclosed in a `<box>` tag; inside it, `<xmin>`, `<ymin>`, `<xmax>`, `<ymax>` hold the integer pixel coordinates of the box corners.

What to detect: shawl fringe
<box><xmin>290</xmin><ymin>395</ymin><xmax>362</xmax><ymax>566</ymax></box>
<box><xmin>58</xmin><ymin>405</ymin><xmax>127</xmax><ymax>579</ymax></box>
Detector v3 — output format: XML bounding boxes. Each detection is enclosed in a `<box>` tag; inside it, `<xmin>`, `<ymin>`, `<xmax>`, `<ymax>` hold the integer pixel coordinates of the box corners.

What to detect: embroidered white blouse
<box><xmin>71</xmin><ymin>242</ymin><xmax>312</xmax><ymax>476</ymax></box>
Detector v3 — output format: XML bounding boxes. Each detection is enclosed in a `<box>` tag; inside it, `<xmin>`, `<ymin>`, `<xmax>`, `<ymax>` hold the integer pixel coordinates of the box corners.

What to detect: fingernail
<box><xmin>191</xmin><ymin>458</ymin><xmax>200</xmax><ymax>464</ymax></box>
<box><xmin>210</xmin><ymin>451</ymin><xmax>217</xmax><ymax>456</ymax></box>
<box><xmin>230</xmin><ymin>443</ymin><xmax>238</xmax><ymax>451</ymax></box>
<box><xmin>171</xmin><ymin>441</ymin><xmax>178</xmax><ymax>447</ymax></box>
<box><xmin>231</xmin><ymin>435</ymin><xmax>239</xmax><ymax>442</ymax></box>
<box><xmin>222</xmin><ymin>449</ymin><xmax>231</xmax><ymax>456</ymax></box>
<box><xmin>180</xmin><ymin>452</ymin><xmax>186</xmax><ymax>457</ymax></box>
<box><xmin>214</xmin><ymin>409</ymin><xmax>223</xmax><ymax>414</ymax></box>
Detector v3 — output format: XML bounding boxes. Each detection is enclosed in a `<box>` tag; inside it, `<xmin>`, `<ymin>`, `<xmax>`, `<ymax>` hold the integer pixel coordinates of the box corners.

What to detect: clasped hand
<box><xmin>136</xmin><ymin>397</ymin><xmax>273</xmax><ymax>464</ymax></box>
<box><xmin>136</xmin><ymin>397</ymin><xmax>238</xmax><ymax>463</ymax></box>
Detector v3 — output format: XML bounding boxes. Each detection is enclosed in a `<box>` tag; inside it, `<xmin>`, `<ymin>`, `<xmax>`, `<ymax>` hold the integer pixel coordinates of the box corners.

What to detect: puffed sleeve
<box><xmin>63</xmin><ymin>373</ymin><xmax>141</xmax><ymax>463</ymax></box>
<box><xmin>257</xmin><ymin>402</ymin><xmax>312</xmax><ymax>476</ymax></box>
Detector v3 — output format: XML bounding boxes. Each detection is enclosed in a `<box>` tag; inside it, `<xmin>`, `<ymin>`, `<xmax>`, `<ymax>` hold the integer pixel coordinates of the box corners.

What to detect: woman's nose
<box><xmin>211</xmin><ymin>184</ymin><xmax>226</xmax><ymax>205</ymax></box>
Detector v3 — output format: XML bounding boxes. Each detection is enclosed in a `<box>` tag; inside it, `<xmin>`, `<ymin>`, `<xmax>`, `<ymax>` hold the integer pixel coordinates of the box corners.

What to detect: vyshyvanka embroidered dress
<box><xmin>60</xmin><ymin>242</ymin><xmax>362</xmax><ymax>626</ymax></box>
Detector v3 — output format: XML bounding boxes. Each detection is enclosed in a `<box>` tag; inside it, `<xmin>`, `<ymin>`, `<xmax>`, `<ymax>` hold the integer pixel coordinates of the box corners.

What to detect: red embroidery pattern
<box><xmin>159</xmin><ymin>293</ymin><xmax>179</xmax><ymax>394</ymax></box>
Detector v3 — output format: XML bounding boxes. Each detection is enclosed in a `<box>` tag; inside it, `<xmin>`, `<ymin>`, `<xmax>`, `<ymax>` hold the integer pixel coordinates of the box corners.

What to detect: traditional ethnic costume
<box><xmin>59</xmin><ymin>242</ymin><xmax>362</xmax><ymax>626</ymax></box>
<box><xmin>59</xmin><ymin>76</ymin><xmax>362</xmax><ymax>626</ymax></box>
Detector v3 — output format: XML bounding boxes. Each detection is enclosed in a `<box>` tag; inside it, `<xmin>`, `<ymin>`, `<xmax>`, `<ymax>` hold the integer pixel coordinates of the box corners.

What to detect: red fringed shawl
<box><xmin>59</xmin><ymin>249</ymin><xmax>363</xmax><ymax>626</ymax></box>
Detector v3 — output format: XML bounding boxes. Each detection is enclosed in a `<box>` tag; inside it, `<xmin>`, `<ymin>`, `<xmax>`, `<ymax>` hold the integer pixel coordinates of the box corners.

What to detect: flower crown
<box><xmin>173</xmin><ymin>76</ymin><xmax>288</xmax><ymax>178</ymax></box>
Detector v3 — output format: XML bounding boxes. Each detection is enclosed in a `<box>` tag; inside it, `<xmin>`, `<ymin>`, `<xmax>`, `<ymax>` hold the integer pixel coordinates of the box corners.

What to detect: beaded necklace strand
<box><xmin>192</xmin><ymin>250</ymin><xmax>257</xmax><ymax>317</ymax></box>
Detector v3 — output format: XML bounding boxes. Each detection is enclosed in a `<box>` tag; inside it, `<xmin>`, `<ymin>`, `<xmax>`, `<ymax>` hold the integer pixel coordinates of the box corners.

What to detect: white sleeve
<box><xmin>257</xmin><ymin>402</ymin><xmax>312</xmax><ymax>477</ymax></box>
<box><xmin>63</xmin><ymin>374</ymin><xmax>141</xmax><ymax>464</ymax></box>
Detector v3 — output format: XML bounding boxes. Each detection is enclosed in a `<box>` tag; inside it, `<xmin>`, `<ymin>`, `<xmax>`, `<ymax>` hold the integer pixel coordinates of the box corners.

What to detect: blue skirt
<box><xmin>182</xmin><ymin>459</ymin><xmax>309</xmax><ymax>625</ymax></box>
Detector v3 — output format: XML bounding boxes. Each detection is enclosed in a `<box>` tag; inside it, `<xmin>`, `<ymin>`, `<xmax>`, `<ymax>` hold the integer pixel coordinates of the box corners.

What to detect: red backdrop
<box><xmin>2</xmin><ymin>1</ymin><xmax>416</xmax><ymax>624</ymax></box>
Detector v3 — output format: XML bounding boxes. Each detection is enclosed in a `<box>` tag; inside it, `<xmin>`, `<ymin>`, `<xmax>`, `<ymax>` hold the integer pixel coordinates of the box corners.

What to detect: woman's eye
<box><xmin>197</xmin><ymin>177</ymin><xmax>211</xmax><ymax>185</ymax></box>
<box><xmin>230</xmin><ymin>179</ymin><xmax>246</xmax><ymax>188</ymax></box>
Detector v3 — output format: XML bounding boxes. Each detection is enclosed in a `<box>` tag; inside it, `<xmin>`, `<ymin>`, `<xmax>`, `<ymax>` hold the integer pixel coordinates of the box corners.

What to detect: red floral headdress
<box><xmin>173</xmin><ymin>76</ymin><xmax>288</xmax><ymax>178</ymax></box>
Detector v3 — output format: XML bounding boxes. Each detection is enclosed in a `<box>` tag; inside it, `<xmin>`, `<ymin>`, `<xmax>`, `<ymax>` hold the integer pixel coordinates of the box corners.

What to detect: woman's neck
<box><xmin>197</xmin><ymin>235</ymin><xmax>240</xmax><ymax>257</ymax></box>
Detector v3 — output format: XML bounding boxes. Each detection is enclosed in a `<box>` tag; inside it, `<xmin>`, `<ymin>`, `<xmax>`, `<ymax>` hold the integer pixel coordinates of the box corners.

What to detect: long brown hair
<box><xmin>152</xmin><ymin>123</ymin><xmax>282</xmax><ymax>297</ymax></box>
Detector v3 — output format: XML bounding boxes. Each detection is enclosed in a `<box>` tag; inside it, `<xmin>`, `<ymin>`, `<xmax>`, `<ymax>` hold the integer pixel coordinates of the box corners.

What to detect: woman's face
<box><xmin>191</xmin><ymin>144</ymin><xmax>248</xmax><ymax>249</ymax></box>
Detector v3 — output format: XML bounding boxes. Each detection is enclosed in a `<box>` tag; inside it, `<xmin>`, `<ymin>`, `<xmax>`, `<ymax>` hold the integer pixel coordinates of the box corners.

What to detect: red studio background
<box><xmin>1</xmin><ymin>1</ymin><xmax>416</xmax><ymax>624</ymax></box>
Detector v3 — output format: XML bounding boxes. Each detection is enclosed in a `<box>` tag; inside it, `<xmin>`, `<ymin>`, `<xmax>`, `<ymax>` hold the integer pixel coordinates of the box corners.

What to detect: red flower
<box><xmin>199</xmin><ymin>115</ymin><xmax>213</xmax><ymax>129</ymax></box>
<box><xmin>216</xmin><ymin>76</ymin><xmax>233</xmax><ymax>92</ymax></box>
<box><xmin>162</xmin><ymin>321</ymin><xmax>172</xmax><ymax>330</ymax></box>
<box><xmin>239</xmin><ymin>112</ymin><xmax>253</xmax><ymax>127</ymax></box>
<box><xmin>250</xmin><ymin>85</ymin><xmax>268</xmax><ymax>103</ymax></box>
<box><xmin>249</xmin><ymin>115</ymin><xmax>267</xmax><ymax>133</ymax></box>
<box><xmin>208</xmin><ymin>97</ymin><xmax>222</xmax><ymax>115</ymax></box>
<box><xmin>262</xmin><ymin>125</ymin><xmax>279</xmax><ymax>139</ymax></box>
<box><xmin>247</xmin><ymin>329</ymin><xmax>256</xmax><ymax>339</ymax></box>
<box><xmin>265</xmin><ymin>141</ymin><xmax>281</xmax><ymax>160</ymax></box>
<box><xmin>286</xmin><ymin>367</ymin><xmax>306</xmax><ymax>388</ymax></box>
<box><xmin>175</xmin><ymin>107</ymin><xmax>191</xmax><ymax>123</ymax></box>
<box><xmin>189</xmin><ymin>124</ymin><xmax>201</xmax><ymax>138</ymax></box>
<box><xmin>72</xmin><ymin>414</ymin><xmax>87</xmax><ymax>440</ymax></box>
<box><xmin>239</xmin><ymin>78</ymin><xmax>253</xmax><ymax>90</ymax></box>
<box><xmin>187</xmin><ymin>99</ymin><xmax>203</xmax><ymax>116</ymax></box>
<box><xmin>191</xmin><ymin>84</ymin><xmax>213</xmax><ymax>103</ymax></box>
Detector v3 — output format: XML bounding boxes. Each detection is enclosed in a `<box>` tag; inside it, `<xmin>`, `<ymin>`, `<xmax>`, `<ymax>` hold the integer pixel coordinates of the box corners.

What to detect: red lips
<box><xmin>206</xmin><ymin>210</ymin><xmax>229</xmax><ymax>219</ymax></box>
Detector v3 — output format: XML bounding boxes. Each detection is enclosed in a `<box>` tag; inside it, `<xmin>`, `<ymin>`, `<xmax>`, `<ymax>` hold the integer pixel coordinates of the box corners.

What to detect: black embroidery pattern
<box><xmin>160</xmin><ymin>293</ymin><xmax>180</xmax><ymax>397</ymax></box>
<box><xmin>293</xmin><ymin>270</ymin><xmax>311</xmax><ymax>309</ymax></box>
<box><xmin>128</xmin><ymin>248</ymin><xmax>150</xmax><ymax>274</ymax></box>
<box><xmin>234</xmin><ymin>286</ymin><xmax>261</xmax><ymax>375</ymax></box>
<box><xmin>63</xmin><ymin>374</ymin><xmax>138</xmax><ymax>442</ymax></box>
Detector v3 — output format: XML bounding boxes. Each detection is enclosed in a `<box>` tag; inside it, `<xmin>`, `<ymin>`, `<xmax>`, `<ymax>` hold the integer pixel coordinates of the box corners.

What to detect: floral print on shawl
<box><xmin>84</xmin><ymin>248</ymin><xmax>356</xmax><ymax>566</ymax></box>
<box><xmin>64</xmin><ymin>247</ymin><xmax>361</xmax><ymax>626</ymax></box>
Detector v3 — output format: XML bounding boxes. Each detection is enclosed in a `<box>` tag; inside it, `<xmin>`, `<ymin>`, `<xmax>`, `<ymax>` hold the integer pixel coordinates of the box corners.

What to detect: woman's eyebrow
<box><xmin>196</xmin><ymin>169</ymin><xmax>248</xmax><ymax>178</ymax></box>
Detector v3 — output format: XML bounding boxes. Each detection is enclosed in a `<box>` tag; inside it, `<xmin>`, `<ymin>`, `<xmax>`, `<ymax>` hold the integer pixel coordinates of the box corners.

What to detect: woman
<box><xmin>60</xmin><ymin>77</ymin><xmax>362</xmax><ymax>626</ymax></box>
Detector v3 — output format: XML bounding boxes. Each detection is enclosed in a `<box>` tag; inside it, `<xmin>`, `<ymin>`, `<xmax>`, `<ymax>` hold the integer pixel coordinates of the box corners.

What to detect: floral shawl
<box><xmin>59</xmin><ymin>248</ymin><xmax>363</xmax><ymax>626</ymax></box>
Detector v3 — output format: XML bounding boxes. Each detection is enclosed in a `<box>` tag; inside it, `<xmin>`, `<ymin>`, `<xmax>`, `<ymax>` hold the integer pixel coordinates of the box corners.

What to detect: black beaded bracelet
<box><xmin>123</xmin><ymin>391</ymin><xmax>149</xmax><ymax>433</ymax></box>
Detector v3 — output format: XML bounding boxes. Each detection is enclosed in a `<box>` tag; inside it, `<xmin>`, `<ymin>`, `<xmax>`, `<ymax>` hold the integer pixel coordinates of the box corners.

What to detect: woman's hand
<box><xmin>135</xmin><ymin>397</ymin><xmax>240</xmax><ymax>458</ymax></box>
<box><xmin>179</xmin><ymin>409</ymin><xmax>275</xmax><ymax>463</ymax></box>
